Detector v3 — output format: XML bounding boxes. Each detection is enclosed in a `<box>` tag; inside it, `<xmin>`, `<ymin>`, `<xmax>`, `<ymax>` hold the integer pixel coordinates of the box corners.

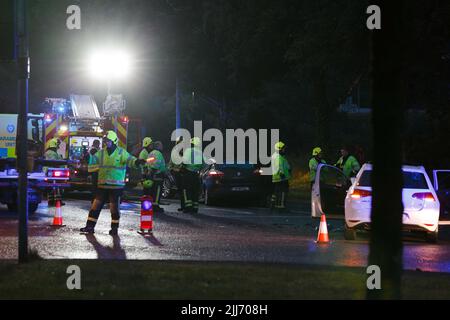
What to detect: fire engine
<box><xmin>42</xmin><ymin>94</ymin><xmax>142</xmax><ymax>190</ymax></box>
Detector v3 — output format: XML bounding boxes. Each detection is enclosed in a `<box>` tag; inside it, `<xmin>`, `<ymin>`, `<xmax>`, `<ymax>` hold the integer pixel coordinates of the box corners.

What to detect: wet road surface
<box><xmin>1</xmin><ymin>198</ymin><xmax>450</xmax><ymax>273</ymax></box>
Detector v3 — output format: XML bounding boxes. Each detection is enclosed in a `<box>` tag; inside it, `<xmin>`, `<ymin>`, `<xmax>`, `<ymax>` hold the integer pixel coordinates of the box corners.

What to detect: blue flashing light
<box><xmin>142</xmin><ymin>200</ymin><xmax>152</xmax><ymax>211</ymax></box>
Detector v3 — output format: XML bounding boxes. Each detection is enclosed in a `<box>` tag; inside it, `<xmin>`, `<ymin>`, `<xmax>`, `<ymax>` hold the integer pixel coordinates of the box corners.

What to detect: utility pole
<box><xmin>17</xmin><ymin>0</ymin><xmax>30</xmax><ymax>263</ymax></box>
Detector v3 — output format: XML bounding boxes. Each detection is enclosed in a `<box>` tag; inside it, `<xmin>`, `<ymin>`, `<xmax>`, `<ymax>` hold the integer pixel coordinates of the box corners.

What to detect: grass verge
<box><xmin>1</xmin><ymin>260</ymin><xmax>450</xmax><ymax>299</ymax></box>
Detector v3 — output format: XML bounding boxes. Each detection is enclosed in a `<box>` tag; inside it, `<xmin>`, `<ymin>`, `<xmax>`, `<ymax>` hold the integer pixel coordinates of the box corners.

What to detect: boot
<box><xmin>80</xmin><ymin>226</ymin><xmax>95</xmax><ymax>234</ymax></box>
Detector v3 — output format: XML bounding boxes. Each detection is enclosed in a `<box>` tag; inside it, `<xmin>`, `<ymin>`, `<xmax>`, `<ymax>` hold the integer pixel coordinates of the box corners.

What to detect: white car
<box><xmin>311</xmin><ymin>163</ymin><xmax>440</xmax><ymax>243</ymax></box>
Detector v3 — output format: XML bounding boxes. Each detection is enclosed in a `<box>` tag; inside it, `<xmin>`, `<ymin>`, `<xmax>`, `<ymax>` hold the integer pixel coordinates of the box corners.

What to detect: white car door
<box><xmin>311</xmin><ymin>164</ymin><xmax>351</xmax><ymax>218</ymax></box>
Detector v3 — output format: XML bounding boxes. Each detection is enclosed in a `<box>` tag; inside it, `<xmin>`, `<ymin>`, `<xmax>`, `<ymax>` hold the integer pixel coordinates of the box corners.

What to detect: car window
<box><xmin>436</xmin><ymin>171</ymin><xmax>450</xmax><ymax>190</ymax></box>
<box><xmin>357</xmin><ymin>170</ymin><xmax>428</xmax><ymax>189</ymax></box>
<box><xmin>319</xmin><ymin>165</ymin><xmax>348</xmax><ymax>187</ymax></box>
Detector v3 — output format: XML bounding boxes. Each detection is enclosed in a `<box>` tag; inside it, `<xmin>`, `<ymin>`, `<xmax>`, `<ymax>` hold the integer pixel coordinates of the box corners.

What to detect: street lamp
<box><xmin>87</xmin><ymin>49</ymin><xmax>132</xmax><ymax>95</ymax></box>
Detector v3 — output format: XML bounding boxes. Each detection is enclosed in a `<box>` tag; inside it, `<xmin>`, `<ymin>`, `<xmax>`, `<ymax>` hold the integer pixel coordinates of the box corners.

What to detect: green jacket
<box><xmin>88</xmin><ymin>146</ymin><xmax>139</xmax><ymax>189</ymax></box>
<box><xmin>148</xmin><ymin>150</ymin><xmax>166</xmax><ymax>178</ymax></box>
<box><xmin>335</xmin><ymin>155</ymin><xmax>360</xmax><ymax>178</ymax></box>
<box><xmin>182</xmin><ymin>147</ymin><xmax>204</xmax><ymax>172</ymax></box>
<box><xmin>271</xmin><ymin>152</ymin><xmax>291</xmax><ymax>183</ymax></box>
<box><xmin>44</xmin><ymin>148</ymin><xmax>62</xmax><ymax>173</ymax></box>
<box><xmin>309</xmin><ymin>157</ymin><xmax>326</xmax><ymax>182</ymax></box>
<box><xmin>138</xmin><ymin>148</ymin><xmax>150</xmax><ymax>175</ymax></box>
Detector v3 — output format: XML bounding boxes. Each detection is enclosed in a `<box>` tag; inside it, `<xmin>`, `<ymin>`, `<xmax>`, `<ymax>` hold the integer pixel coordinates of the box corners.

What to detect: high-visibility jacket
<box><xmin>182</xmin><ymin>147</ymin><xmax>204</xmax><ymax>172</ymax></box>
<box><xmin>138</xmin><ymin>148</ymin><xmax>150</xmax><ymax>175</ymax></box>
<box><xmin>309</xmin><ymin>157</ymin><xmax>326</xmax><ymax>182</ymax></box>
<box><xmin>271</xmin><ymin>152</ymin><xmax>291</xmax><ymax>183</ymax></box>
<box><xmin>88</xmin><ymin>146</ymin><xmax>138</xmax><ymax>189</ymax></box>
<box><xmin>148</xmin><ymin>150</ymin><xmax>166</xmax><ymax>174</ymax></box>
<box><xmin>335</xmin><ymin>155</ymin><xmax>360</xmax><ymax>178</ymax></box>
<box><xmin>43</xmin><ymin>148</ymin><xmax>62</xmax><ymax>173</ymax></box>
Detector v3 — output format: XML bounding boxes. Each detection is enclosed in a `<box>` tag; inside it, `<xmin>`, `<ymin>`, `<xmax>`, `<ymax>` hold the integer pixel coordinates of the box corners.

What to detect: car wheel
<box><xmin>425</xmin><ymin>231</ymin><xmax>438</xmax><ymax>243</ymax></box>
<box><xmin>204</xmin><ymin>188</ymin><xmax>216</xmax><ymax>206</ymax></box>
<box><xmin>7</xmin><ymin>203</ymin><xmax>17</xmax><ymax>212</ymax></box>
<box><xmin>7</xmin><ymin>203</ymin><xmax>38</xmax><ymax>214</ymax></box>
<box><xmin>344</xmin><ymin>225</ymin><xmax>357</xmax><ymax>240</ymax></box>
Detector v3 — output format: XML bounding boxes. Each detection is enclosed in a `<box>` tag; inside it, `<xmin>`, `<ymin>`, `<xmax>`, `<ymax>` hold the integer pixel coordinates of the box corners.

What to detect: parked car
<box><xmin>311</xmin><ymin>163</ymin><xmax>440</xmax><ymax>243</ymax></box>
<box><xmin>200</xmin><ymin>161</ymin><xmax>272</xmax><ymax>206</ymax></box>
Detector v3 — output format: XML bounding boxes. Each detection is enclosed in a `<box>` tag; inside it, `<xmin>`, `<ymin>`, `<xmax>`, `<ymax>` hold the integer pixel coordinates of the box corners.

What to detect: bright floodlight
<box><xmin>88</xmin><ymin>50</ymin><xmax>132</xmax><ymax>79</ymax></box>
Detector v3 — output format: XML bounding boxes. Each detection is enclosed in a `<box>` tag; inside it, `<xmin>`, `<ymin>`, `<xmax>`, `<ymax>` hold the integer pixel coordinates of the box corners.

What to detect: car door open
<box><xmin>433</xmin><ymin>170</ymin><xmax>450</xmax><ymax>216</ymax></box>
<box><xmin>311</xmin><ymin>164</ymin><xmax>351</xmax><ymax>218</ymax></box>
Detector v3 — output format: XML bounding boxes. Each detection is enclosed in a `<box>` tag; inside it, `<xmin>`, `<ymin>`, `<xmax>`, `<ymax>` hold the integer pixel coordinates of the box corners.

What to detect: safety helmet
<box><xmin>47</xmin><ymin>138</ymin><xmax>59</xmax><ymax>149</ymax></box>
<box><xmin>143</xmin><ymin>137</ymin><xmax>153</xmax><ymax>148</ymax></box>
<box><xmin>274</xmin><ymin>141</ymin><xmax>285</xmax><ymax>151</ymax></box>
<box><xmin>312</xmin><ymin>147</ymin><xmax>322</xmax><ymax>156</ymax></box>
<box><xmin>190</xmin><ymin>137</ymin><xmax>201</xmax><ymax>147</ymax></box>
<box><xmin>142</xmin><ymin>179</ymin><xmax>154</xmax><ymax>189</ymax></box>
<box><xmin>105</xmin><ymin>130</ymin><xmax>118</xmax><ymax>145</ymax></box>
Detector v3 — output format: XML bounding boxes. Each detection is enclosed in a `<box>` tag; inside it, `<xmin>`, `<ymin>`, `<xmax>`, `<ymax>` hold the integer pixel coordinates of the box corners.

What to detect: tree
<box><xmin>368</xmin><ymin>0</ymin><xmax>405</xmax><ymax>299</ymax></box>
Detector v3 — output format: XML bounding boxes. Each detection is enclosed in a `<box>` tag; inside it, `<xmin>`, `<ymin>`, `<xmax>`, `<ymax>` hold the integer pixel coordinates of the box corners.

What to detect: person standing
<box><xmin>44</xmin><ymin>138</ymin><xmax>63</xmax><ymax>207</ymax></box>
<box><xmin>88</xmin><ymin>139</ymin><xmax>101</xmax><ymax>194</ymax></box>
<box><xmin>271</xmin><ymin>141</ymin><xmax>291</xmax><ymax>211</ymax></box>
<box><xmin>139</xmin><ymin>136</ymin><xmax>154</xmax><ymax>199</ymax></box>
<box><xmin>168</xmin><ymin>137</ymin><xmax>185</xmax><ymax>212</ymax></box>
<box><xmin>80</xmin><ymin>131</ymin><xmax>146</xmax><ymax>235</ymax></box>
<box><xmin>309</xmin><ymin>147</ymin><xmax>326</xmax><ymax>187</ymax></box>
<box><xmin>182</xmin><ymin>137</ymin><xmax>204</xmax><ymax>213</ymax></box>
<box><xmin>335</xmin><ymin>146</ymin><xmax>361</xmax><ymax>178</ymax></box>
<box><xmin>146</xmin><ymin>141</ymin><xmax>167</xmax><ymax>213</ymax></box>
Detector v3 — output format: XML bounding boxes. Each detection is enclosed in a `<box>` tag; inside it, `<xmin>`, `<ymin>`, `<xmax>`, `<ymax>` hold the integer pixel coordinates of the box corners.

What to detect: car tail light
<box><xmin>253</xmin><ymin>168</ymin><xmax>264</xmax><ymax>175</ymax></box>
<box><xmin>412</xmin><ymin>192</ymin><xmax>436</xmax><ymax>202</ymax></box>
<box><xmin>350</xmin><ymin>189</ymin><xmax>372</xmax><ymax>199</ymax></box>
<box><xmin>208</xmin><ymin>170</ymin><xmax>224</xmax><ymax>177</ymax></box>
<box><xmin>48</xmin><ymin>169</ymin><xmax>70</xmax><ymax>178</ymax></box>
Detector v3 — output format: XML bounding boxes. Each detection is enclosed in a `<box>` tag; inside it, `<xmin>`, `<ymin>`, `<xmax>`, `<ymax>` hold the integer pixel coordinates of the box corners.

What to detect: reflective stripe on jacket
<box><xmin>88</xmin><ymin>147</ymin><xmax>138</xmax><ymax>188</ymax></box>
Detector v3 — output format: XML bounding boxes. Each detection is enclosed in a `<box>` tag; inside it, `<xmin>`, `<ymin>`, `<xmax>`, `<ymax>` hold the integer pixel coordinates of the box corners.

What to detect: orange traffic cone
<box><xmin>316</xmin><ymin>214</ymin><xmax>329</xmax><ymax>243</ymax></box>
<box><xmin>51</xmin><ymin>200</ymin><xmax>65</xmax><ymax>227</ymax></box>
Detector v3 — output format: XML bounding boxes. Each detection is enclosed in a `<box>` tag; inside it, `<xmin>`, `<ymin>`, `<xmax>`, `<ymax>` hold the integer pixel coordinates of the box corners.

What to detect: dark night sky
<box><xmin>0</xmin><ymin>0</ymin><xmax>449</xmax><ymax>166</ymax></box>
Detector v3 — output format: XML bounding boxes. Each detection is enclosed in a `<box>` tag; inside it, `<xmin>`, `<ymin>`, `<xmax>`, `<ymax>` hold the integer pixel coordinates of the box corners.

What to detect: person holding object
<box><xmin>80</xmin><ymin>130</ymin><xmax>146</xmax><ymax>235</ymax></box>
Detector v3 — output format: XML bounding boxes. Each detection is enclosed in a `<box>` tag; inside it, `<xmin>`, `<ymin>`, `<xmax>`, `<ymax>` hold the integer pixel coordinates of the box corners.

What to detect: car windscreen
<box><xmin>357</xmin><ymin>170</ymin><xmax>429</xmax><ymax>189</ymax></box>
<box><xmin>436</xmin><ymin>171</ymin><xmax>450</xmax><ymax>190</ymax></box>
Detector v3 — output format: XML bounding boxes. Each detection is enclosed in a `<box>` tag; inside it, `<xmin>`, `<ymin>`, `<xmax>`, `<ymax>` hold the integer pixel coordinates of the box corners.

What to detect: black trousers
<box><xmin>183</xmin><ymin>170</ymin><xmax>200</xmax><ymax>212</ymax></box>
<box><xmin>86</xmin><ymin>188</ymin><xmax>123</xmax><ymax>230</ymax></box>
<box><xmin>47</xmin><ymin>187</ymin><xmax>62</xmax><ymax>205</ymax></box>
<box><xmin>173</xmin><ymin>171</ymin><xmax>185</xmax><ymax>209</ymax></box>
<box><xmin>143</xmin><ymin>179</ymin><xmax>163</xmax><ymax>206</ymax></box>
<box><xmin>272</xmin><ymin>180</ymin><xmax>289</xmax><ymax>208</ymax></box>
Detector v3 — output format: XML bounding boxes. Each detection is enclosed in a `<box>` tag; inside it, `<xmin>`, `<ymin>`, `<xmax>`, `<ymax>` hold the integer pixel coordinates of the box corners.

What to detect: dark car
<box><xmin>200</xmin><ymin>162</ymin><xmax>272</xmax><ymax>206</ymax></box>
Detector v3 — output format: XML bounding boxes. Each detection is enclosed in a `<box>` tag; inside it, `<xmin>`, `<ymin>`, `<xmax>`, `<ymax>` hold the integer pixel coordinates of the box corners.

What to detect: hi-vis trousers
<box><xmin>183</xmin><ymin>170</ymin><xmax>200</xmax><ymax>213</ymax></box>
<box><xmin>85</xmin><ymin>188</ymin><xmax>123</xmax><ymax>230</ymax></box>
